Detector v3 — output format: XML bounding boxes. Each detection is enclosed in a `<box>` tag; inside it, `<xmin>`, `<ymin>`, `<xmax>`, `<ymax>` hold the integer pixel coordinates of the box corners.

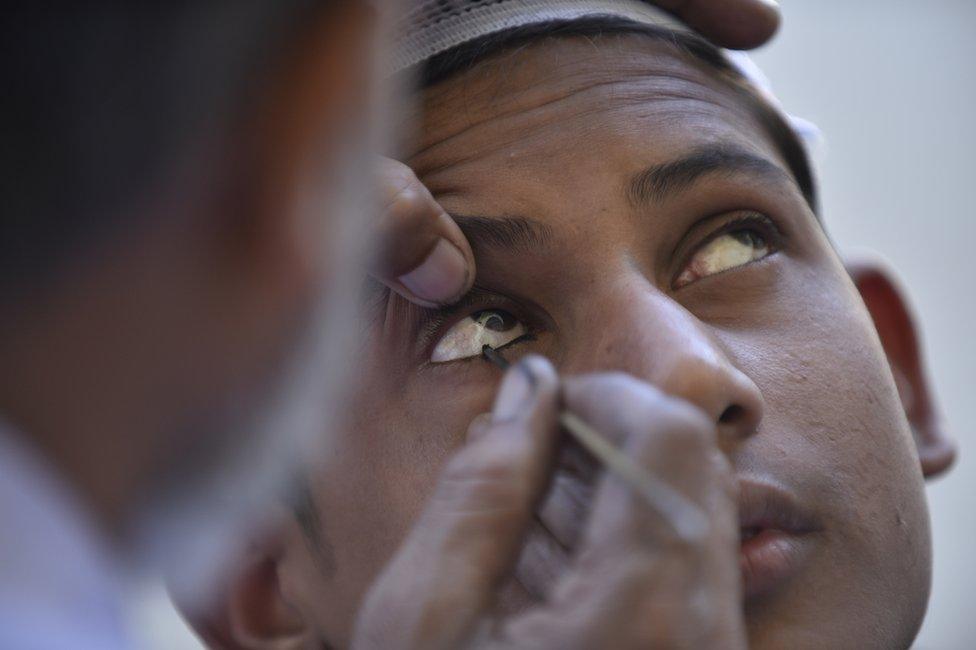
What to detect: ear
<box><xmin>846</xmin><ymin>257</ymin><xmax>956</xmax><ymax>479</ymax></box>
<box><xmin>174</xmin><ymin>530</ymin><xmax>309</xmax><ymax>650</ymax></box>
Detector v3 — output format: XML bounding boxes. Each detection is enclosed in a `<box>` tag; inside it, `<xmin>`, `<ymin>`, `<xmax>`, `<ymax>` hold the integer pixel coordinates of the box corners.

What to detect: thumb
<box><xmin>352</xmin><ymin>356</ymin><xmax>559</xmax><ymax>650</ymax></box>
<box><xmin>373</xmin><ymin>157</ymin><xmax>475</xmax><ymax>307</ymax></box>
<box><xmin>655</xmin><ymin>0</ymin><xmax>780</xmax><ymax>50</ymax></box>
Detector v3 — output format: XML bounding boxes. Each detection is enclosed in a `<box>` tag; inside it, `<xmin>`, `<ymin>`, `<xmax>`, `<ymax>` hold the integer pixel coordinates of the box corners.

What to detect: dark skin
<box><xmin>194</xmin><ymin>32</ymin><xmax>955</xmax><ymax>650</ymax></box>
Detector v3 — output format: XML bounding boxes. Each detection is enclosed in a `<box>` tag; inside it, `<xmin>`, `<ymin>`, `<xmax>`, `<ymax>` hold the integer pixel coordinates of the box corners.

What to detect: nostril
<box><xmin>719</xmin><ymin>404</ymin><xmax>745</xmax><ymax>425</ymax></box>
<box><xmin>717</xmin><ymin>403</ymin><xmax>760</xmax><ymax>444</ymax></box>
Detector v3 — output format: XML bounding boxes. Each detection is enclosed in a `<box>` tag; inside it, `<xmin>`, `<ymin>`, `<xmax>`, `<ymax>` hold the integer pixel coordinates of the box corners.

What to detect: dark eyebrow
<box><xmin>627</xmin><ymin>144</ymin><xmax>795</xmax><ymax>207</ymax></box>
<box><xmin>451</xmin><ymin>214</ymin><xmax>554</xmax><ymax>255</ymax></box>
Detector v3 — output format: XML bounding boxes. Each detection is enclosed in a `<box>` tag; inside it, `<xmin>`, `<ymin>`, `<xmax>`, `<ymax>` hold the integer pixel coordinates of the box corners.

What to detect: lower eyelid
<box><xmin>430</xmin><ymin>331</ymin><xmax>537</xmax><ymax>367</ymax></box>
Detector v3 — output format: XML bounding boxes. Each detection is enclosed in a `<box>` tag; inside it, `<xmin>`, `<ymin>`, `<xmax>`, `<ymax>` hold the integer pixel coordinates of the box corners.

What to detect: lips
<box><xmin>516</xmin><ymin>465</ymin><xmax>822</xmax><ymax>604</ymax></box>
<box><xmin>736</xmin><ymin>479</ymin><xmax>822</xmax><ymax>599</ymax></box>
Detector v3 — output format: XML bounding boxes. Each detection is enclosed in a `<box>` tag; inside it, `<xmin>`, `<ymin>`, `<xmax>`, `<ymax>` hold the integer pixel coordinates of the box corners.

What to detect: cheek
<box><xmin>726</xmin><ymin>256</ymin><xmax>922</xmax><ymax>506</ymax></box>
<box><xmin>305</xmin><ymin>376</ymin><xmax>495</xmax><ymax>643</ymax></box>
<box><xmin>730</xmin><ymin>263</ymin><xmax>930</xmax><ymax>636</ymax></box>
<box><xmin>755</xmin><ymin>311</ymin><xmax>925</xmax><ymax>529</ymax></box>
<box><xmin>316</xmin><ymin>374</ymin><xmax>496</xmax><ymax>582</ymax></box>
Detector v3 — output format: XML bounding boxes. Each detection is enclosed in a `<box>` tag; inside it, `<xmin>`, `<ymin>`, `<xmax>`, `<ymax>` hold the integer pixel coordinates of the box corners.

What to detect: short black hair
<box><xmin>417</xmin><ymin>16</ymin><xmax>817</xmax><ymax>213</ymax></box>
<box><xmin>0</xmin><ymin>3</ymin><xmax>325</xmax><ymax>299</ymax></box>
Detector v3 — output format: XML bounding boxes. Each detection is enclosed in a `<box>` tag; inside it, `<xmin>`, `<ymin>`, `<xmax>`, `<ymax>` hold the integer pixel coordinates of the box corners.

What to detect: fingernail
<box><xmin>492</xmin><ymin>362</ymin><xmax>537</xmax><ymax>423</ymax></box>
<box><xmin>398</xmin><ymin>239</ymin><xmax>469</xmax><ymax>305</ymax></box>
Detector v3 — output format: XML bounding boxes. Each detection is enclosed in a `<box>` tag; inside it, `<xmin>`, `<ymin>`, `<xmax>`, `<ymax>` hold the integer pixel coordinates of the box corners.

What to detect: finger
<box><xmin>656</xmin><ymin>0</ymin><xmax>781</xmax><ymax>50</ymax></box>
<box><xmin>373</xmin><ymin>157</ymin><xmax>475</xmax><ymax>306</ymax></box>
<box><xmin>548</xmin><ymin>462</ymin><xmax>742</xmax><ymax>649</ymax></box>
<box><xmin>561</xmin><ymin>373</ymin><xmax>727</xmax><ymax>550</ymax></box>
<box><xmin>498</xmin><ymin>375</ymin><xmax>742</xmax><ymax>648</ymax></box>
<box><xmin>352</xmin><ymin>356</ymin><xmax>559</xmax><ymax>650</ymax></box>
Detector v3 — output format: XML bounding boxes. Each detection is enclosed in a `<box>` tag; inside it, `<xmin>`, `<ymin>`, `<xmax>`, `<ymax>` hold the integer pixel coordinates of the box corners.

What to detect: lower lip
<box><xmin>739</xmin><ymin>529</ymin><xmax>812</xmax><ymax>599</ymax></box>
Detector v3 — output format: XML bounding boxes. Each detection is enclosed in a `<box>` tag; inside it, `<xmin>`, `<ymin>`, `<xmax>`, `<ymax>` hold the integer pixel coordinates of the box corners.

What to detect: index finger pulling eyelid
<box><xmin>375</xmin><ymin>166</ymin><xmax>475</xmax><ymax>291</ymax></box>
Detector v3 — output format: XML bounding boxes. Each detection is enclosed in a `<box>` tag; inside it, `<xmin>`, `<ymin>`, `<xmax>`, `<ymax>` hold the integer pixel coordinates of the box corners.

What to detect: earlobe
<box><xmin>846</xmin><ymin>257</ymin><xmax>956</xmax><ymax>479</ymax></box>
<box><xmin>225</xmin><ymin>553</ymin><xmax>307</xmax><ymax>649</ymax></box>
<box><xmin>172</xmin><ymin>532</ymin><xmax>309</xmax><ymax>650</ymax></box>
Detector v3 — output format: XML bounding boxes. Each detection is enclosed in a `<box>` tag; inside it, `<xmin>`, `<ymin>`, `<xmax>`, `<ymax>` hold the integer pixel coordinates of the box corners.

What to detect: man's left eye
<box><xmin>431</xmin><ymin>309</ymin><xmax>528</xmax><ymax>363</ymax></box>
<box><xmin>675</xmin><ymin>227</ymin><xmax>772</xmax><ymax>289</ymax></box>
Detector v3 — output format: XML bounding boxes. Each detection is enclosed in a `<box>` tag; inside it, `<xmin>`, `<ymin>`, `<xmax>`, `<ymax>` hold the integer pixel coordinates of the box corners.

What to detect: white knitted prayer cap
<box><xmin>388</xmin><ymin>0</ymin><xmax>822</xmax><ymax>155</ymax></box>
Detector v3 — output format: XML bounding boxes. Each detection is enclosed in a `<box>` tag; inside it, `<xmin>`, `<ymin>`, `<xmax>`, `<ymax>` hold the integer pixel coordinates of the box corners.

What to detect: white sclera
<box><xmin>431</xmin><ymin>311</ymin><xmax>528</xmax><ymax>363</ymax></box>
<box><xmin>676</xmin><ymin>232</ymin><xmax>770</xmax><ymax>287</ymax></box>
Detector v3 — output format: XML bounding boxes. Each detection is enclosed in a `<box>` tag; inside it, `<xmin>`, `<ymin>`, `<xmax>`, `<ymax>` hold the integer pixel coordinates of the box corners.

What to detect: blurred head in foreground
<box><xmin>184</xmin><ymin>3</ymin><xmax>955</xmax><ymax>648</ymax></box>
<box><xmin>0</xmin><ymin>2</ymin><xmax>377</xmax><ymax>599</ymax></box>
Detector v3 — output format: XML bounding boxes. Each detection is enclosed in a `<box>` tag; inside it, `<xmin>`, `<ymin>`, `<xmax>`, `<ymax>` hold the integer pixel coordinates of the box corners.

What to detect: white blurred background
<box><xmin>134</xmin><ymin>1</ymin><xmax>976</xmax><ymax>647</ymax></box>
<box><xmin>753</xmin><ymin>2</ymin><xmax>975</xmax><ymax>648</ymax></box>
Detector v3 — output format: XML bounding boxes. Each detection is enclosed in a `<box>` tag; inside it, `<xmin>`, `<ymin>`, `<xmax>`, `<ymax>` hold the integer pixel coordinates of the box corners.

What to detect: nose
<box><xmin>573</xmin><ymin>280</ymin><xmax>764</xmax><ymax>449</ymax></box>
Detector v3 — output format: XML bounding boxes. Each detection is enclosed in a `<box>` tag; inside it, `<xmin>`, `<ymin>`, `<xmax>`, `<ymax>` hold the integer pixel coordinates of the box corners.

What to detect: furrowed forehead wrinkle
<box><xmin>409</xmin><ymin>38</ymin><xmax>757</xmax><ymax>170</ymax></box>
<box><xmin>412</xmin><ymin>89</ymin><xmax>761</xmax><ymax>190</ymax></box>
<box><xmin>418</xmin><ymin>68</ymin><xmax>718</xmax><ymax>147</ymax></box>
<box><xmin>628</xmin><ymin>144</ymin><xmax>797</xmax><ymax>207</ymax></box>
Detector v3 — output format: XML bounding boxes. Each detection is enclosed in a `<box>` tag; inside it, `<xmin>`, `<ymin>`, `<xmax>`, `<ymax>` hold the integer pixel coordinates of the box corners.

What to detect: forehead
<box><xmin>407</xmin><ymin>35</ymin><xmax>787</xmax><ymax>203</ymax></box>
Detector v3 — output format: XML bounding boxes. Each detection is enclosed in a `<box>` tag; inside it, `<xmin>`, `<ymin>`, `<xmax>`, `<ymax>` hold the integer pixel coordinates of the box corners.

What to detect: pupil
<box><xmin>731</xmin><ymin>229</ymin><xmax>764</xmax><ymax>248</ymax></box>
<box><xmin>476</xmin><ymin>310</ymin><xmax>512</xmax><ymax>331</ymax></box>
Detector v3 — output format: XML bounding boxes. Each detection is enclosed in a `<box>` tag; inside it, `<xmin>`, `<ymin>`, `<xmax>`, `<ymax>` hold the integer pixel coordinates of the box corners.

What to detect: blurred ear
<box><xmin>847</xmin><ymin>258</ymin><xmax>956</xmax><ymax>479</ymax></box>
<box><xmin>175</xmin><ymin>531</ymin><xmax>308</xmax><ymax>650</ymax></box>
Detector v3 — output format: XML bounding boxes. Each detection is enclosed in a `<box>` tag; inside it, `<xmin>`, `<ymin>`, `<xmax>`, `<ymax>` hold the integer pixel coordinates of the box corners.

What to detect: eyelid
<box><xmin>670</xmin><ymin>211</ymin><xmax>782</xmax><ymax>290</ymax></box>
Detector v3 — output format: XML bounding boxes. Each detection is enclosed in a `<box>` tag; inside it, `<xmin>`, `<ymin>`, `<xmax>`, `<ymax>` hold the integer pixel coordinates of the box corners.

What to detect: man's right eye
<box><xmin>431</xmin><ymin>309</ymin><xmax>528</xmax><ymax>363</ymax></box>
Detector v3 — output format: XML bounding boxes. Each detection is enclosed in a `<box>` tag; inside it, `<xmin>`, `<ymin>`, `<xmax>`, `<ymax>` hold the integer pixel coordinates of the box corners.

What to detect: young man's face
<box><xmin>242</xmin><ymin>37</ymin><xmax>949</xmax><ymax>648</ymax></box>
